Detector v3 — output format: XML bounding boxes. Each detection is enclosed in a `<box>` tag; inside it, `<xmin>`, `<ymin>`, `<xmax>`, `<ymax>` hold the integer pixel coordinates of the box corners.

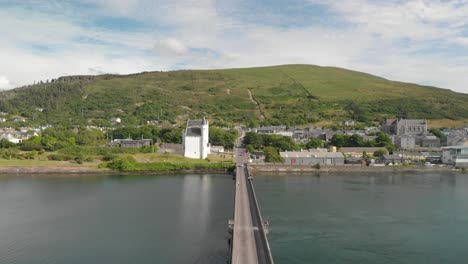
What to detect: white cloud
<box><xmin>309</xmin><ymin>0</ymin><xmax>468</xmax><ymax>42</ymax></box>
<box><xmin>0</xmin><ymin>0</ymin><xmax>467</xmax><ymax>95</ymax></box>
<box><xmin>0</xmin><ymin>76</ymin><xmax>11</xmax><ymax>90</ymax></box>
<box><xmin>153</xmin><ymin>38</ymin><xmax>189</xmax><ymax>55</ymax></box>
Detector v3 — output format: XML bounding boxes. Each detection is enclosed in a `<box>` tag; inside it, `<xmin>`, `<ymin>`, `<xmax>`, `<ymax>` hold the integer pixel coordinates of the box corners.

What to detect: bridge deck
<box><xmin>231</xmin><ymin>146</ymin><xmax>274</xmax><ymax>264</ymax></box>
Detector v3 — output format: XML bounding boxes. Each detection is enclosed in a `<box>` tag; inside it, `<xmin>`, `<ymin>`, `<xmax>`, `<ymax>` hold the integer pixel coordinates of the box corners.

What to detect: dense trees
<box><xmin>244</xmin><ymin>132</ymin><xmax>300</xmax><ymax>152</ymax></box>
<box><xmin>264</xmin><ymin>147</ymin><xmax>284</xmax><ymax>163</ymax></box>
<box><xmin>430</xmin><ymin>128</ymin><xmax>446</xmax><ymax>141</ymax></box>
<box><xmin>209</xmin><ymin>127</ymin><xmax>238</xmax><ymax>149</ymax></box>
<box><xmin>76</xmin><ymin>129</ymin><xmax>107</xmax><ymax>146</ymax></box>
<box><xmin>244</xmin><ymin>132</ymin><xmax>300</xmax><ymax>161</ymax></box>
<box><xmin>111</xmin><ymin>125</ymin><xmax>182</xmax><ymax>144</ymax></box>
<box><xmin>305</xmin><ymin>137</ymin><xmax>324</xmax><ymax>149</ymax></box>
<box><xmin>330</xmin><ymin>132</ymin><xmax>396</xmax><ymax>152</ymax></box>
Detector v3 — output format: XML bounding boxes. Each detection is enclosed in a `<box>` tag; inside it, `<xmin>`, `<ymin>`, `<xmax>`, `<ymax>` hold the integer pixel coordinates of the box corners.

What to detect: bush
<box><xmin>140</xmin><ymin>145</ymin><xmax>157</xmax><ymax>153</ymax></box>
<box><xmin>315</xmin><ymin>163</ymin><xmax>321</xmax><ymax>169</ymax></box>
<box><xmin>107</xmin><ymin>156</ymin><xmax>137</xmax><ymax>171</ymax></box>
<box><xmin>102</xmin><ymin>154</ymin><xmax>117</xmax><ymax>161</ymax></box>
<box><xmin>47</xmin><ymin>154</ymin><xmax>73</xmax><ymax>161</ymax></box>
<box><xmin>1</xmin><ymin>149</ymin><xmax>20</xmax><ymax>159</ymax></box>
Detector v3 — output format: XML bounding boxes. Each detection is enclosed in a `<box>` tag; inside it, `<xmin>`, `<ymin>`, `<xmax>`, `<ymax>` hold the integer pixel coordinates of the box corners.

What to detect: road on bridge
<box><xmin>231</xmin><ymin>145</ymin><xmax>258</xmax><ymax>264</ymax></box>
<box><xmin>231</xmin><ymin>129</ymin><xmax>273</xmax><ymax>264</ymax></box>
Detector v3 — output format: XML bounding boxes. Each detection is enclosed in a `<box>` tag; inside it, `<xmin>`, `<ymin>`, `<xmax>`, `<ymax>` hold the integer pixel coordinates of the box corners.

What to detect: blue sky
<box><xmin>1</xmin><ymin>0</ymin><xmax>468</xmax><ymax>94</ymax></box>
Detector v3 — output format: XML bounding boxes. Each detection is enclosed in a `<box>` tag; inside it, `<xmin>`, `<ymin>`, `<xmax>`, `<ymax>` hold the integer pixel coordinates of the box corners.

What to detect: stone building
<box><xmin>382</xmin><ymin>119</ymin><xmax>427</xmax><ymax>136</ymax></box>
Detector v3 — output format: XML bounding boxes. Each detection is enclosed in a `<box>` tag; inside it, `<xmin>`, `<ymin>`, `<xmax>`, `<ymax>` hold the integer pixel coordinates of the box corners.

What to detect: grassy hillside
<box><xmin>0</xmin><ymin>64</ymin><xmax>467</xmax><ymax>127</ymax></box>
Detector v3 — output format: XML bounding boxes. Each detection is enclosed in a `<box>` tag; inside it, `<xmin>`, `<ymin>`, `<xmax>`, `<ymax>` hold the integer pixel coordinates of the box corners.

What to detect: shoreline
<box><xmin>0</xmin><ymin>164</ymin><xmax>465</xmax><ymax>177</ymax></box>
<box><xmin>248</xmin><ymin>164</ymin><xmax>466</xmax><ymax>175</ymax></box>
<box><xmin>0</xmin><ymin>165</ymin><xmax>232</xmax><ymax>176</ymax></box>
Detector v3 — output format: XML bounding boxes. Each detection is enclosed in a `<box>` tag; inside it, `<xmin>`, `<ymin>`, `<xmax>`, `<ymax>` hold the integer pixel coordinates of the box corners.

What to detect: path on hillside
<box><xmin>247</xmin><ymin>88</ymin><xmax>266</xmax><ymax>120</ymax></box>
<box><xmin>279</xmin><ymin>70</ymin><xmax>313</xmax><ymax>97</ymax></box>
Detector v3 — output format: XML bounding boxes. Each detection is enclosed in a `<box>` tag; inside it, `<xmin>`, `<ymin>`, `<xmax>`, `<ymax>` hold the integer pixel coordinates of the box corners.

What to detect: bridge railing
<box><xmin>245</xmin><ymin>165</ymin><xmax>275</xmax><ymax>264</ymax></box>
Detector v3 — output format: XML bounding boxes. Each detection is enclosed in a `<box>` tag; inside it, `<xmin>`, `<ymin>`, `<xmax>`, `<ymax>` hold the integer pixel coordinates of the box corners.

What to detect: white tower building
<box><xmin>183</xmin><ymin>117</ymin><xmax>210</xmax><ymax>159</ymax></box>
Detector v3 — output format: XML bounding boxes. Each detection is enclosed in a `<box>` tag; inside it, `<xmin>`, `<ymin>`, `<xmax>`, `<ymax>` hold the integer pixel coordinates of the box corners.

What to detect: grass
<box><xmin>2</xmin><ymin>64</ymin><xmax>467</xmax><ymax>126</ymax></box>
<box><xmin>0</xmin><ymin>159</ymin><xmax>98</xmax><ymax>167</ymax></box>
<box><xmin>428</xmin><ymin>118</ymin><xmax>468</xmax><ymax>129</ymax></box>
<box><xmin>0</xmin><ymin>159</ymin><xmax>67</xmax><ymax>166</ymax></box>
<box><xmin>0</xmin><ymin>151</ymin><xmax>234</xmax><ymax>173</ymax></box>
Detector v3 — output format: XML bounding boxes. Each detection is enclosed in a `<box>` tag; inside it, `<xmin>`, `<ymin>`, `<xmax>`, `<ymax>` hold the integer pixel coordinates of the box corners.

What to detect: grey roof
<box><xmin>186</xmin><ymin>127</ymin><xmax>201</xmax><ymax>136</ymax></box>
<box><xmin>280</xmin><ymin>151</ymin><xmax>344</xmax><ymax>158</ymax></box>
<box><xmin>383</xmin><ymin>155</ymin><xmax>402</xmax><ymax>160</ymax></box>
<box><xmin>339</xmin><ymin>147</ymin><xmax>386</xmax><ymax>153</ymax></box>
<box><xmin>442</xmin><ymin>145</ymin><xmax>468</xmax><ymax>149</ymax></box>
<box><xmin>398</xmin><ymin>119</ymin><xmax>426</xmax><ymax>125</ymax></box>
<box><xmin>187</xmin><ymin>120</ymin><xmax>203</xmax><ymax>127</ymax></box>
<box><xmin>116</xmin><ymin>139</ymin><xmax>151</xmax><ymax>143</ymax></box>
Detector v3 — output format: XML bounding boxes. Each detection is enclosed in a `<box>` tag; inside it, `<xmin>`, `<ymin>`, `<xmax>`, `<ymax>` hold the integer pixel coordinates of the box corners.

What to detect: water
<box><xmin>255</xmin><ymin>173</ymin><xmax>468</xmax><ymax>264</ymax></box>
<box><xmin>0</xmin><ymin>174</ymin><xmax>234</xmax><ymax>264</ymax></box>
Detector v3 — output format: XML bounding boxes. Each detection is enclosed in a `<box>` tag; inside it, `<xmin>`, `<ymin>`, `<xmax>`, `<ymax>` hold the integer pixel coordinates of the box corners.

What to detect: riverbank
<box><xmin>2</xmin><ymin>163</ymin><xmax>463</xmax><ymax>176</ymax></box>
<box><xmin>0</xmin><ymin>165</ymin><xmax>233</xmax><ymax>176</ymax></box>
<box><xmin>248</xmin><ymin>163</ymin><xmax>466</xmax><ymax>175</ymax></box>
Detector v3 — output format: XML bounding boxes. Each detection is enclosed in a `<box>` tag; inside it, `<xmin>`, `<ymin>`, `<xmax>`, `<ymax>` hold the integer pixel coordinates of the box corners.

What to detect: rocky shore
<box><xmin>248</xmin><ymin>164</ymin><xmax>465</xmax><ymax>175</ymax></box>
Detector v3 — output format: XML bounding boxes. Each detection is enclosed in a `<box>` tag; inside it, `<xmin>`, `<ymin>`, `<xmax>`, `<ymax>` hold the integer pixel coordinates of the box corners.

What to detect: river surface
<box><xmin>255</xmin><ymin>173</ymin><xmax>468</xmax><ymax>264</ymax></box>
<box><xmin>0</xmin><ymin>174</ymin><xmax>234</xmax><ymax>264</ymax></box>
<box><xmin>2</xmin><ymin>173</ymin><xmax>468</xmax><ymax>264</ymax></box>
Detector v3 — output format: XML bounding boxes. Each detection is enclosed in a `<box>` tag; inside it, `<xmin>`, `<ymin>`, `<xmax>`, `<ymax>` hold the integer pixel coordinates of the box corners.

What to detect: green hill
<box><xmin>0</xmin><ymin>64</ymin><xmax>467</xmax><ymax>127</ymax></box>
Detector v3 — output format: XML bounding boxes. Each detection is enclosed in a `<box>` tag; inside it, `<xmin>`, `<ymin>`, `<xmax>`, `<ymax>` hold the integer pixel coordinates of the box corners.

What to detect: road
<box><xmin>231</xmin><ymin>144</ymin><xmax>258</xmax><ymax>264</ymax></box>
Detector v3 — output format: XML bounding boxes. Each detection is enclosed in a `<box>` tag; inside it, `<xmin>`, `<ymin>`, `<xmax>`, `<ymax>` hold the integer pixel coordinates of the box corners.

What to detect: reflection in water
<box><xmin>0</xmin><ymin>174</ymin><xmax>233</xmax><ymax>264</ymax></box>
<box><xmin>179</xmin><ymin>175</ymin><xmax>213</xmax><ymax>238</ymax></box>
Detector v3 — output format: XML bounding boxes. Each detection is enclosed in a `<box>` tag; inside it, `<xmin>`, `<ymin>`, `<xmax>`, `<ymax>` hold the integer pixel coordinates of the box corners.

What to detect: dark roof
<box><xmin>186</xmin><ymin>127</ymin><xmax>201</xmax><ymax>136</ymax></box>
<box><xmin>383</xmin><ymin>155</ymin><xmax>402</xmax><ymax>160</ymax></box>
<box><xmin>187</xmin><ymin>120</ymin><xmax>203</xmax><ymax>127</ymax></box>
<box><xmin>119</xmin><ymin>139</ymin><xmax>151</xmax><ymax>144</ymax></box>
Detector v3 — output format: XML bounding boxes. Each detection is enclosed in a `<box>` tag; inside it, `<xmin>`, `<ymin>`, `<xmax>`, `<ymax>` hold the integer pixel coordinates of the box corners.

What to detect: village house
<box><xmin>13</xmin><ymin>117</ymin><xmax>26</xmax><ymax>123</ymax></box>
<box><xmin>0</xmin><ymin>134</ymin><xmax>22</xmax><ymax>144</ymax></box>
<box><xmin>109</xmin><ymin>139</ymin><xmax>151</xmax><ymax>148</ymax></box>
<box><xmin>210</xmin><ymin>145</ymin><xmax>225</xmax><ymax>153</ymax></box>
<box><xmin>255</xmin><ymin>126</ymin><xmax>287</xmax><ymax>134</ymax></box>
<box><xmin>0</xmin><ymin>128</ymin><xmax>39</xmax><ymax>144</ymax></box>
<box><xmin>382</xmin><ymin>154</ymin><xmax>406</xmax><ymax>164</ymax></box>
<box><xmin>249</xmin><ymin>151</ymin><xmax>266</xmax><ymax>162</ymax></box>
<box><xmin>441</xmin><ymin>146</ymin><xmax>468</xmax><ymax>166</ymax></box>
<box><xmin>393</xmin><ymin>151</ymin><xmax>441</xmax><ymax>162</ymax></box>
<box><xmin>421</xmin><ymin>135</ymin><xmax>441</xmax><ymax>148</ymax></box>
<box><xmin>395</xmin><ymin>135</ymin><xmax>416</xmax><ymax>149</ymax></box>
<box><xmin>339</xmin><ymin>147</ymin><xmax>387</xmax><ymax>158</ymax></box>
<box><xmin>341</xmin><ymin>120</ymin><xmax>356</xmax><ymax>126</ymax></box>
<box><xmin>110</xmin><ymin>117</ymin><xmax>122</xmax><ymax>123</ymax></box>
<box><xmin>280</xmin><ymin>149</ymin><xmax>345</xmax><ymax>166</ymax></box>
<box><xmin>445</xmin><ymin>129</ymin><xmax>468</xmax><ymax>146</ymax></box>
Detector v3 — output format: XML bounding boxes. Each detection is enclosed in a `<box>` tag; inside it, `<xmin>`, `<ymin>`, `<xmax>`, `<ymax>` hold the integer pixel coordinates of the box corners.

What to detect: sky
<box><xmin>1</xmin><ymin>0</ymin><xmax>468</xmax><ymax>94</ymax></box>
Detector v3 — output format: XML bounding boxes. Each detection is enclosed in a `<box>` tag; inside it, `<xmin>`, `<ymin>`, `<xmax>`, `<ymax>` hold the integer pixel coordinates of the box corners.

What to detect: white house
<box><xmin>442</xmin><ymin>146</ymin><xmax>468</xmax><ymax>166</ymax></box>
<box><xmin>183</xmin><ymin>118</ymin><xmax>210</xmax><ymax>159</ymax></box>
<box><xmin>0</xmin><ymin>134</ymin><xmax>22</xmax><ymax>144</ymax></box>
<box><xmin>211</xmin><ymin>145</ymin><xmax>224</xmax><ymax>153</ymax></box>
<box><xmin>110</xmin><ymin>117</ymin><xmax>121</xmax><ymax>123</ymax></box>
